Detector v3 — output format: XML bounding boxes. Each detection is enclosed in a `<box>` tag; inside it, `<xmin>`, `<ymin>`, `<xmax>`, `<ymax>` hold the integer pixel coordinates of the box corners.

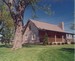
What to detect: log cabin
<box><xmin>22</xmin><ymin>19</ymin><xmax>75</xmax><ymax>45</ymax></box>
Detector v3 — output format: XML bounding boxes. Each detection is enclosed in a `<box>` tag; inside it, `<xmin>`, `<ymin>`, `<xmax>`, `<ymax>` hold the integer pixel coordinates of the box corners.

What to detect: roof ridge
<box><xmin>29</xmin><ymin>19</ymin><xmax>59</xmax><ymax>27</ymax></box>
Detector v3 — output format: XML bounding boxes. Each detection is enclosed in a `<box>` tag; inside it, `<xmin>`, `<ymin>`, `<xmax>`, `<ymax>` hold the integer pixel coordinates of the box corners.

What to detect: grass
<box><xmin>0</xmin><ymin>44</ymin><xmax>74</xmax><ymax>61</ymax></box>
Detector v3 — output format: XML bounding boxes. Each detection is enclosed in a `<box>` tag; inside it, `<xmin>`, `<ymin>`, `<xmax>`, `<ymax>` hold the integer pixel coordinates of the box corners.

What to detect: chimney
<box><xmin>58</xmin><ymin>22</ymin><xmax>64</xmax><ymax>30</ymax></box>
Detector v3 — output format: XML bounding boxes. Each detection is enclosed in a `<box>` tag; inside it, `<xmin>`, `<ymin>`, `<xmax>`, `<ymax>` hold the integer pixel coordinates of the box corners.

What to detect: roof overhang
<box><xmin>39</xmin><ymin>29</ymin><xmax>75</xmax><ymax>35</ymax></box>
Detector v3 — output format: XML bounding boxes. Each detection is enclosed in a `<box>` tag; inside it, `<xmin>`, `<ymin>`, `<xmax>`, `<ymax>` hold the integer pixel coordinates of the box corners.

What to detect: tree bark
<box><xmin>12</xmin><ymin>21</ymin><xmax>23</xmax><ymax>50</ymax></box>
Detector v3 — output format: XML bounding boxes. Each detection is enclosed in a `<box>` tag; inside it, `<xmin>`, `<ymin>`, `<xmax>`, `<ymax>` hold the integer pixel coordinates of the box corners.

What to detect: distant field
<box><xmin>0</xmin><ymin>44</ymin><xmax>74</xmax><ymax>61</ymax></box>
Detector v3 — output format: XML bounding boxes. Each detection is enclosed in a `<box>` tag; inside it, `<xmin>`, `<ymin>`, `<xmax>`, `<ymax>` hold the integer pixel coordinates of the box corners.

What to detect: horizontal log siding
<box><xmin>56</xmin><ymin>38</ymin><xmax>62</xmax><ymax>42</ymax></box>
<box><xmin>48</xmin><ymin>38</ymin><xmax>62</xmax><ymax>42</ymax></box>
<box><xmin>48</xmin><ymin>38</ymin><xmax>55</xmax><ymax>42</ymax></box>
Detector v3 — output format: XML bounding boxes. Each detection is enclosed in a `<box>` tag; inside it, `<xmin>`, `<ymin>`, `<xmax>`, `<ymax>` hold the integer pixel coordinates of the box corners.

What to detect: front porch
<box><xmin>39</xmin><ymin>30</ymin><xmax>75</xmax><ymax>45</ymax></box>
<box><xmin>48</xmin><ymin>33</ymin><xmax>66</xmax><ymax>45</ymax></box>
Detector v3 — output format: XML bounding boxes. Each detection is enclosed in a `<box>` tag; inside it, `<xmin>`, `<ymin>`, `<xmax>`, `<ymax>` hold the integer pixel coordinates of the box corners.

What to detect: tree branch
<box><xmin>3</xmin><ymin>0</ymin><xmax>9</xmax><ymax>7</ymax></box>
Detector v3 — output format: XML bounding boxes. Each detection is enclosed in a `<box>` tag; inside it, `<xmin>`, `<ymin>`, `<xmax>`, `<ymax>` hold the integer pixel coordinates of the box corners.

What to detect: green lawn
<box><xmin>0</xmin><ymin>44</ymin><xmax>74</xmax><ymax>61</ymax></box>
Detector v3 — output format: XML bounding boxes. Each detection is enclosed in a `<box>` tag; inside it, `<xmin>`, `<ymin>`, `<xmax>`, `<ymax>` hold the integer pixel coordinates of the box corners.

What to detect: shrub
<box><xmin>43</xmin><ymin>33</ymin><xmax>48</xmax><ymax>45</ymax></box>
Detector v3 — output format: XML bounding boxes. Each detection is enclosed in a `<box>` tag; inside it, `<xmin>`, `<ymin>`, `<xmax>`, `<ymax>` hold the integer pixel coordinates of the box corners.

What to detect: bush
<box><xmin>43</xmin><ymin>33</ymin><xmax>48</xmax><ymax>45</ymax></box>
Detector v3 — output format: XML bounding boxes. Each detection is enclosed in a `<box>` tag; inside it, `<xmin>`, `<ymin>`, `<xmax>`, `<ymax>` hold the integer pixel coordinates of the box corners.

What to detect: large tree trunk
<box><xmin>12</xmin><ymin>21</ymin><xmax>23</xmax><ymax>50</ymax></box>
<box><xmin>3</xmin><ymin>0</ymin><xmax>29</xmax><ymax>50</ymax></box>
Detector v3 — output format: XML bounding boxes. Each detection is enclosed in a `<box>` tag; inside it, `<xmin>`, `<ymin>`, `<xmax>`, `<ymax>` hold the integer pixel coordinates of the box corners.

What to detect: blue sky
<box><xmin>23</xmin><ymin>0</ymin><xmax>74</xmax><ymax>33</ymax></box>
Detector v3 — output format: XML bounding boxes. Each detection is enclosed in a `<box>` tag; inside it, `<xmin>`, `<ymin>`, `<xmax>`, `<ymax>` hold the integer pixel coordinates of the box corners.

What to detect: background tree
<box><xmin>2</xmin><ymin>0</ymin><xmax>54</xmax><ymax>50</ymax></box>
<box><xmin>0</xmin><ymin>4</ymin><xmax>14</xmax><ymax>45</ymax></box>
<box><xmin>70</xmin><ymin>23</ymin><xmax>75</xmax><ymax>30</ymax></box>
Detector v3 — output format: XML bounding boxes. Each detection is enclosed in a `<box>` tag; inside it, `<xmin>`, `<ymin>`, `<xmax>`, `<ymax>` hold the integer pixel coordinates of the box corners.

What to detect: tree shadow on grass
<box><xmin>60</xmin><ymin>48</ymin><xmax>75</xmax><ymax>53</ymax></box>
<box><xmin>0</xmin><ymin>44</ymin><xmax>12</xmax><ymax>48</ymax></box>
<box><xmin>22</xmin><ymin>43</ymin><xmax>44</xmax><ymax>48</ymax></box>
<box><xmin>22</xmin><ymin>44</ymin><xmax>37</xmax><ymax>48</ymax></box>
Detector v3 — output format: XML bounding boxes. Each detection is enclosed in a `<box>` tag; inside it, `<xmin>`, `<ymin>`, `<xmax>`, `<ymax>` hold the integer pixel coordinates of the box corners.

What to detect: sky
<box><xmin>23</xmin><ymin>0</ymin><xmax>74</xmax><ymax>33</ymax></box>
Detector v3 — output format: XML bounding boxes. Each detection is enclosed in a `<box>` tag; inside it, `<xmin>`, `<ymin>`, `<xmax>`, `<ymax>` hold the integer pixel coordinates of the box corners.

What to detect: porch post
<box><xmin>55</xmin><ymin>34</ymin><xmax>56</xmax><ymax>43</ymax></box>
<box><xmin>72</xmin><ymin>35</ymin><xmax>74</xmax><ymax>43</ymax></box>
<box><xmin>72</xmin><ymin>35</ymin><xmax>74</xmax><ymax>40</ymax></box>
<box><xmin>62</xmin><ymin>35</ymin><xmax>64</xmax><ymax>43</ymax></box>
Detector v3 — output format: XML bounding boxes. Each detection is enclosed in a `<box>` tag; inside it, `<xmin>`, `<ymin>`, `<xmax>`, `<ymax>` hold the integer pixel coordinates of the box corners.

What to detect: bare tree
<box><xmin>71</xmin><ymin>23</ymin><xmax>75</xmax><ymax>30</ymax></box>
<box><xmin>2</xmin><ymin>0</ymin><xmax>53</xmax><ymax>50</ymax></box>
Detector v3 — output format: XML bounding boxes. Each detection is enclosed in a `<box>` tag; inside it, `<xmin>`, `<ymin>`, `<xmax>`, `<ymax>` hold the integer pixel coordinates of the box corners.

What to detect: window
<box><xmin>32</xmin><ymin>34</ymin><xmax>35</xmax><ymax>40</ymax></box>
